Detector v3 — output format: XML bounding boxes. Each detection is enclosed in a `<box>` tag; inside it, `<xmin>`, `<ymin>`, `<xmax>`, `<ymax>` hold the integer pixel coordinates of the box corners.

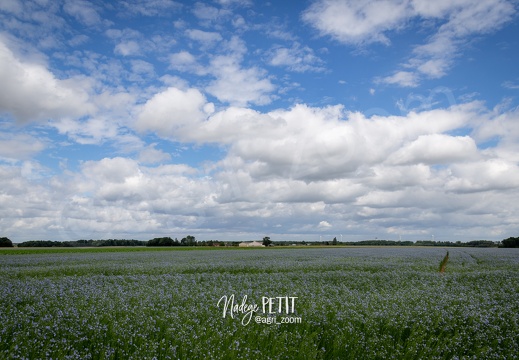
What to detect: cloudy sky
<box><xmin>1</xmin><ymin>0</ymin><xmax>519</xmax><ymax>242</ymax></box>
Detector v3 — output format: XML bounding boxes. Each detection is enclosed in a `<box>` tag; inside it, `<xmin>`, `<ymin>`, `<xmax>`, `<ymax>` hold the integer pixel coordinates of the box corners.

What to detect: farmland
<box><xmin>1</xmin><ymin>247</ymin><xmax>518</xmax><ymax>359</ymax></box>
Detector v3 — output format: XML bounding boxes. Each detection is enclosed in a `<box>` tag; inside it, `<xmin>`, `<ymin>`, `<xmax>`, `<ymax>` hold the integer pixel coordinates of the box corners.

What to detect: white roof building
<box><xmin>238</xmin><ymin>241</ymin><xmax>264</xmax><ymax>247</ymax></box>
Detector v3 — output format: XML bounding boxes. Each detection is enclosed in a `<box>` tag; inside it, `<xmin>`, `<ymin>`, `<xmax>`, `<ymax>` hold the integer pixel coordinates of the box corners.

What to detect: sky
<box><xmin>1</xmin><ymin>0</ymin><xmax>519</xmax><ymax>243</ymax></box>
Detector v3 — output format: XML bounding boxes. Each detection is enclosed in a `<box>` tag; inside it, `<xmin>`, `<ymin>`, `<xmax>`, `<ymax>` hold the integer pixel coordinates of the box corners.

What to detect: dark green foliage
<box><xmin>501</xmin><ymin>237</ymin><xmax>519</xmax><ymax>248</ymax></box>
<box><xmin>18</xmin><ymin>240</ymin><xmax>72</xmax><ymax>247</ymax></box>
<box><xmin>147</xmin><ymin>237</ymin><xmax>178</xmax><ymax>246</ymax></box>
<box><xmin>262</xmin><ymin>236</ymin><xmax>272</xmax><ymax>246</ymax></box>
<box><xmin>181</xmin><ymin>235</ymin><xmax>196</xmax><ymax>246</ymax></box>
<box><xmin>17</xmin><ymin>239</ymin><xmax>146</xmax><ymax>247</ymax></box>
<box><xmin>346</xmin><ymin>240</ymin><xmax>415</xmax><ymax>246</ymax></box>
<box><xmin>96</xmin><ymin>239</ymin><xmax>146</xmax><ymax>247</ymax></box>
<box><xmin>0</xmin><ymin>237</ymin><xmax>13</xmax><ymax>247</ymax></box>
<box><xmin>465</xmin><ymin>240</ymin><xmax>497</xmax><ymax>247</ymax></box>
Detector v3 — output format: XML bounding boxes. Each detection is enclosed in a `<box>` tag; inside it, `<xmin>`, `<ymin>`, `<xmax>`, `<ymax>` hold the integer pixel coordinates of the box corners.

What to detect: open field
<box><xmin>1</xmin><ymin>247</ymin><xmax>518</xmax><ymax>359</ymax></box>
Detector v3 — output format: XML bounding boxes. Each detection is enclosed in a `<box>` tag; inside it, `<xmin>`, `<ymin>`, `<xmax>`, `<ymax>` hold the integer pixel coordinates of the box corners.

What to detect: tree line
<box><xmin>2</xmin><ymin>236</ymin><xmax>519</xmax><ymax>248</ymax></box>
<box><xmin>284</xmin><ymin>239</ymin><xmax>502</xmax><ymax>247</ymax></box>
<box><xmin>15</xmin><ymin>239</ymin><xmax>146</xmax><ymax>247</ymax></box>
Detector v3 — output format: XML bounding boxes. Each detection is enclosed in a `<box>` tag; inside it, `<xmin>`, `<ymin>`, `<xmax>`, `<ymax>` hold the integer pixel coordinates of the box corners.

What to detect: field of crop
<box><xmin>1</xmin><ymin>246</ymin><xmax>518</xmax><ymax>359</ymax></box>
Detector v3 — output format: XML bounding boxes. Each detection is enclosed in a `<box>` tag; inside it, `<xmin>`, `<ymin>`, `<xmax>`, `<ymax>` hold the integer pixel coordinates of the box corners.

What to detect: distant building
<box><xmin>238</xmin><ymin>241</ymin><xmax>264</xmax><ymax>247</ymax></box>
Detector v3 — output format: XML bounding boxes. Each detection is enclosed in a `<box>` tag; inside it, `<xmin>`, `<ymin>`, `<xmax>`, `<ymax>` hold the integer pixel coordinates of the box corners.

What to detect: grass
<box><xmin>1</xmin><ymin>247</ymin><xmax>518</xmax><ymax>359</ymax></box>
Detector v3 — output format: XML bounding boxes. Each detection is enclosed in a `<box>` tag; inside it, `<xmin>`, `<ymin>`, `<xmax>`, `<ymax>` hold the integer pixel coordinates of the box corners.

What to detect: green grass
<box><xmin>1</xmin><ymin>247</ymin><xmax>518</xmax><ymax>359</ymax></box>
<box><xmin>0</xmin><ymin>246</ymin><xmax>250</xmax><ymax>255</ymax></box>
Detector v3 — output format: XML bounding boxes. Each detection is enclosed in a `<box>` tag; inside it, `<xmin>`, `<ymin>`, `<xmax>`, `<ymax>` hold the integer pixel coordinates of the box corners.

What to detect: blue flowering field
<box><xmin>1</xmin><ymin>247</ymin><xmax>518</xmax><ymax>359</ymax></box>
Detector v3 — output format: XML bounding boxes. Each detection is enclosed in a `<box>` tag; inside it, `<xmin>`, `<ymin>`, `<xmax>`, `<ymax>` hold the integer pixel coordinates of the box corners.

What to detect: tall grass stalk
<box><xmin>439</xmin><ymin>251</ymin><xmax>449</xmax><ymax>273</ymax></box>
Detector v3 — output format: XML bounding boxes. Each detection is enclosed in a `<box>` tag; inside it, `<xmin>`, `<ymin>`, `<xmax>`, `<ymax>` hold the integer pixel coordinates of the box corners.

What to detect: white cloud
<box><xmin>120</xmin><ymin>0</ymin><xmax>181</xmax><ymax>17</ymax></box>
<box><xmin>106</xmin><ymin>28</ymin><xmax>174</xmax><ymax>58</ymax></box>
<box><xmin>0</xmin><ymin>39</ymin><xmax>95</xmax><ymax>123</ymax></box>
<box><xmin>169</xmin><ymin>51</ymin><xmax>205</xmax><ymax>74</ymax></box>
<box><xmin>0</xmin><ymin>133</ymin><xmax>46</xmax><ymax>161</ymax></box>
<box><xmin>3</xmin><ymin>98</ymin><xmax>519</xmax><ymax>241</ymax></box>
<box><xmin>0</xmin><ymin>0</ymin><xmax>23</xmax><ymax>15</ymax></box>
<box><xmin>135</xmin><ymin>87</ymin><xmax>208</xmax><ymax>139</ymax></box>
<box><xmin>378</xmin><ymin>71</ymin><xmax>418</xmax><ymax>87</ymax></box>
<box><xmin>502</xmin><ymin>80</ymin><xmax>519</xmax><ymax>90</ymax></box>
<box><xmin>114</xmin><ymin>40</ymin><xmax>141</xmax><ymax>56</ymax></box>
<box><xmin>302</xmin><ymin>0</ymin><xmax>411</xmax><ymax>45</ymax></box>
<box><xmin>304</xmin><ymin>0</ymin><xmax>516</xmax><ymax>86</ymax></box>
<box><xmin>318</xmin><ymin>220</ymin><xmax>332</xmax><ymax>229</ymax></box>
<box><xmin>129</xmin><ymin>59</ymin><xmax>155</xmax><ymax>81</ymax></box>
<box><xmin>206</xmin><ymin>55</ymin><xmax>275</xmax><ymax>106</ymax></box>
<box><xmin>168</xmin><ymin>35</ymin><xmax>275</xmax><ymax>106</ymax></box>
<box><xmin>63</xmin><ymin>0</ymin><xmax>102</xmax><ymax>27</ymax></box>
<box><xmin>267</xmin><ymin>42</ymin><xmax>325</xmax><ymax>72</ymax></box>
<box><xmin>52</xmin><ymin>117</ymin><xmax>120</xmax><ymax>145</ymax></box>
<box><xmin>192</xmin><ymin>2</ymin><xmax>232</xmax><ymax>22</ymax></box>
<box><xmin>446</xmin><ymin>159</ymin><xmax>519</xmax><ymax>193</ymax></box>
<box><xmin>215</xmin><ymin>0</ymin><xmax>252</xmax><ymax>7</ymax></box>
<box><xmin>185</xmin><ymin>29</ymin><xmax>223</xmax><ymax>45</ymax></box>
<box><xmin>138</xmin><ymin>144</ymin><xmax>172</xmax><ymax>164</ymax></box>
<box><xmin>388</xmin><ymin>134</ymin><xmax>478</xmax><ymax>165</ymax></box>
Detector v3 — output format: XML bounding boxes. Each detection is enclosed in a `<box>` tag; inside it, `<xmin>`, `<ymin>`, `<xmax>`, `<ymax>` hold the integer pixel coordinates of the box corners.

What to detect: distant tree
<box><xmin>501</xmin><ymin>237</ymin><xmax>519</xmax><ymax>248</ymax></box>
<box><xmin>465</xmin><ymin>240</ymin><xmax>498</xmax><ymax>248</ymax></box>
<box><xmin>181</xmin><ymin>235</ymin><xmax>196</xmax><ymax>246</ymax></box>
<box><xmin>262</xmin><ymin>236</ymin><xmax>272</xmax><ymax>247</ymax></box>
<box><xmin>147</xmin><ymin>237</ymin><xmax>174</xmax><ymax>246</ymax></box>
<box><xmin>18</xmin><ymin>240</ymin><xmax>65</xmax><ymax>247</ymax></box>
<box><xmin>0</xmin><ymin>237</ymin><xmax>13</xmax><ymax>247</ymax></box>
<box><xmin>332</xmin><ymin>237</ymin><xmax>338</xmax><ymax>245</ymax></box>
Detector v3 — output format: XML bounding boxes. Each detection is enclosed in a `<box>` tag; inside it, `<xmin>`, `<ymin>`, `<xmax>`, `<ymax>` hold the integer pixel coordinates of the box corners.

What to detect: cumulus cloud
<box><xmin>0</xmin><ymin>39</ymin><xmax>95</xmax><ymax>123</ymax></box>
<box><xmin>135</xmin><ymin>87</ymin><xmax>209</xmax><ymax>139</ymax></box>
<box><xmin>206</xmin><ymin>56</ymin><xmax>275</xmax><ymax>106</ymax></box>
<box><xmin>0</xmin><ymin>133</ymin><xmax>46</xmax><ymax>161</ymax></box>
<box><xmin>388</xmin><ymin>134</ymin><xmax>478</xmax><ymax>165</ymax></box>
<box><xmin>209</xmin><ymin>102</ymin><xmax>479</xmax><ymax>182</ymax></box>
<box><xmin>446</xmin><ymin>159</ymin><xmax>519</xmax><ymax>193</ymax></box>
<box><xmin>318</xmin><ymin>220</ymin><xmax>332</xmax><ymax>229</ymax></box>
<box><xmin>4</xmin><ymin>96</ymin><xmax>519</xmax><ymax>241</ymax></box>
<box><xmin>302</xmin><ymin>0</ymin><xmax>410</xmax><ymax>45</ymax></box>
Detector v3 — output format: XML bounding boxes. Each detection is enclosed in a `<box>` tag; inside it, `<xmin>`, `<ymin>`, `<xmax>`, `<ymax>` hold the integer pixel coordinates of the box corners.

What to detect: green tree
<box><xmin>262</xmin><ymin>237</ymin><xmax>272</xmax><ymax>246</ymax></box>
<box><xmin>501</xmin><ymin>237</ymin><xmax>519</xmax><ymax>248</ymax></box>
<box><xmin>181</xmin><ymin>235</ymin><xmax>196</xmax><ymax>246</ymax></box>
<box><xmin>147</xmin><ymin>237</ymin><xmax>174</xmax><ymax>246</ymax></box>
<box><xmin>332</xmin><ymin>237</ymin><xmax>338</xmax><ymax>245</ymax></box>
<box><xmin>0</xmin><ymin>237</ymin><xmax>13</xmax><ymax>247</ymax></box>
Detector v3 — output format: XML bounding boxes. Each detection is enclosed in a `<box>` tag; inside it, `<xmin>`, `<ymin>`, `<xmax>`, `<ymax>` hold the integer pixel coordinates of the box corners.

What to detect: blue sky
<box><xmin>1</xmin><ymin>0</ymin><xmax>519</xmax><ymax>242</ymax></box>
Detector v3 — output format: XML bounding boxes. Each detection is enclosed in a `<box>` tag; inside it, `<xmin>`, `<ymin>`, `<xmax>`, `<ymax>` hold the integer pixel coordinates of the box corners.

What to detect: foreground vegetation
<box><xmin>1</xmin><ymin>247</ymin><xmax>518</xmax><ymax>359</ymax></box>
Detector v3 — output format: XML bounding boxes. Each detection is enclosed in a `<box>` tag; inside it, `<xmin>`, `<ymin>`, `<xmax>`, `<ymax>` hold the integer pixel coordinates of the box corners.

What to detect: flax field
<box><xmin>1</xmin><ymin>247</ymin><xmax>518</xmax><ymax>359</ymax></box>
